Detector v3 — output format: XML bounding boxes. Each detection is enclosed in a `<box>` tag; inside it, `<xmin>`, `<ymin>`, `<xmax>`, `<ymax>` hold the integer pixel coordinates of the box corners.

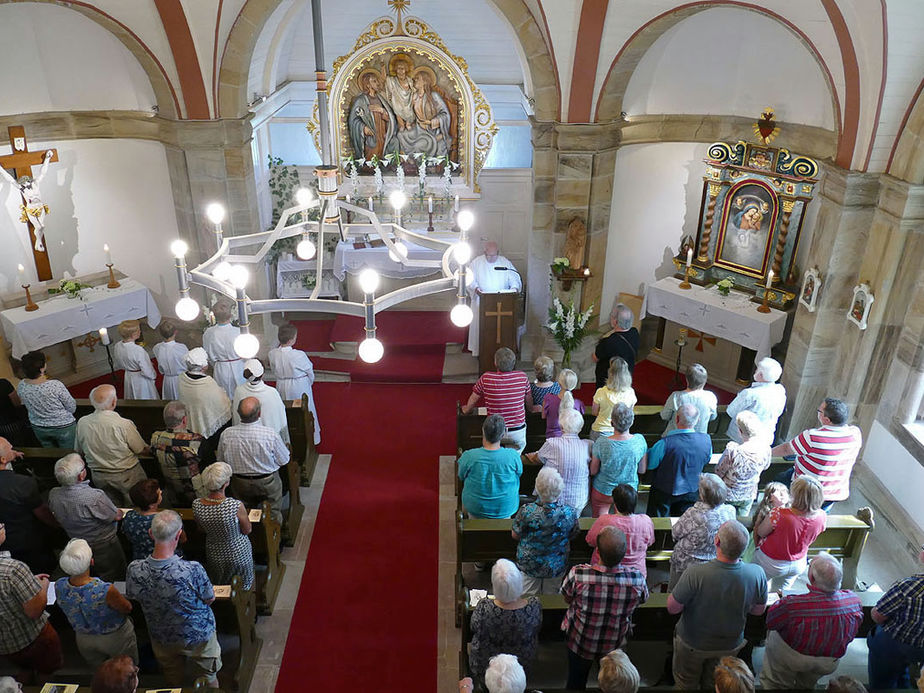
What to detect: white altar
<box><xmin>0</xmin><ymin>278</ymin><xmax>161</xmax><ymax>358</ymax></box>
<box><xmin>332</xmin><ymin>238</ymin><xmax>444</xmax><ymax>281</ymax></box>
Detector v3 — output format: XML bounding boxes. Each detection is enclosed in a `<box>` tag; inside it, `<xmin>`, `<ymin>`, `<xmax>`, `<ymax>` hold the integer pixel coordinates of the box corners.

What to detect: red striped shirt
<box><xmin>766</xmin><ymin>586</ymin><xmax>863</xmax><ymax>657</ymax></box>
<box><xmin>791</xmin><ymin>425</ymin><xmax>862</xmax><ymax>501</ymax></box>
<box><xmin>473</xmin><ymin>371</ymin><xmax>530</xmax><ymax>428</ymax></box>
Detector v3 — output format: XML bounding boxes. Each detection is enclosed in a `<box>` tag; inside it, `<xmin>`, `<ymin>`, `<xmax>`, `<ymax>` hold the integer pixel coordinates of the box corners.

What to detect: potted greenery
<box><xmin>715</xmin><ymin>278</ymin><xmax>735</xmax><ymax>297</ymax></box>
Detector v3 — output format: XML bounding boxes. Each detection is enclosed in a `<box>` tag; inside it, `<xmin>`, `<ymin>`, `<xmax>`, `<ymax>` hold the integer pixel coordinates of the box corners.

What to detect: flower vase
<box><xmin>562</xmin><ymin>349</ymin><xmax>572</xmax><ymax>369</ymax></box>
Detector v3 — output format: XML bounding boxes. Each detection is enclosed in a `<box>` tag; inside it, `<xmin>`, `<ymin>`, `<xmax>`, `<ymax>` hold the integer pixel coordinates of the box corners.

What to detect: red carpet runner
<box><xmin>276</xmin><ymin>381</ymin><xmax>473</xmax><ymax>691</ymax></box>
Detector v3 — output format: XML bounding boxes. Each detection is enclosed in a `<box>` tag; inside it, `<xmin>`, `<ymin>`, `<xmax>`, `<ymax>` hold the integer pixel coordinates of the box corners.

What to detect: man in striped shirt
<box><xmin>772</xmin><ymin>397</ymin><xmax>862</xmax><ymax>510</ymax></box>
<box><xmin>760</xmin><ymin>552</ymin><xmax>862</xmax><ymax>689</ymax></box>
<box><xmin>461</xmin><ymin>347</ymin><xmax>531</xmax><ymax>453</ymax></box>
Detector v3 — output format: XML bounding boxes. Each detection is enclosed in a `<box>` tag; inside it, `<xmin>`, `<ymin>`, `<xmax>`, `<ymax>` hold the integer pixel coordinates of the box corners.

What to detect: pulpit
<box><xmin>478</xmin><ymin>292</ymin><xmax>518</xmax><ymax>373</ymax></box>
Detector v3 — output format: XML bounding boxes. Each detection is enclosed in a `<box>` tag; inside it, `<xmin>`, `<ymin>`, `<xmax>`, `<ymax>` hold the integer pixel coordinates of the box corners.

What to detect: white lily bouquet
<box><xmin>546</xmin><ymin>297</ymin><xmax>595</xmax><ymax>368</ymax></box>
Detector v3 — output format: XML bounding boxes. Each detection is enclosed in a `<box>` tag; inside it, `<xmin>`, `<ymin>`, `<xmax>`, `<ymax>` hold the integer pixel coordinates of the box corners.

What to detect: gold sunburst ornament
<box><xmin>388</xmin><ymin>0</ymin><xmax>411</xmax><ymax>26</ymax></box>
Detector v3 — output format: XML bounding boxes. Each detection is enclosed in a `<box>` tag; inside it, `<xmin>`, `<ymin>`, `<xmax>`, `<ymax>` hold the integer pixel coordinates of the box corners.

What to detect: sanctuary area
<box><xmin>0</xmin><ymin>1</ymin><xmax>923</xmax><ymax>692</ymax></box>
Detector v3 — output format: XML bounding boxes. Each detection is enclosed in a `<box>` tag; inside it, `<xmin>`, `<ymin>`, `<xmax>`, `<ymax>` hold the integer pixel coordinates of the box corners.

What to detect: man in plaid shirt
<box><xmin>760</xmin><ymin>552</ymin><xmax>862</xmax><ymax>689</ymax></box>
<box><xmin>868</xmin><ymin>546</ymin><xmax>924</xmax><ymax>689</ymax></box>
<box><xmin>561</xmin><ymin>526</ymin><xmax>648</xmax><ymax>690</ymax></box>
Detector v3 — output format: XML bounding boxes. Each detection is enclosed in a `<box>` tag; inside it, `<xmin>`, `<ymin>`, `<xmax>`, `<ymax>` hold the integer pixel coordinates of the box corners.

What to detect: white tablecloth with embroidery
<box><xmin>0</xmin><ymin>279</ymin><xmax>161</xmax><ymax>358</ymax></box>
<box><xmin>332</xmin><ymin>239</ymin><xmax>444</xmax><ymax>281</ymax></box>
<box><xmin>641</xmin><ymin>277</ymin><xmax>787</xmax><ymax>361</ymax></box>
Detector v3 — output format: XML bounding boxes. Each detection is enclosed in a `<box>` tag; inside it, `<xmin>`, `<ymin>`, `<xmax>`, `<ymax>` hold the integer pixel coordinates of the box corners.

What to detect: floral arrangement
<box><xmin>551</xmin><ymin>257</ymin><xmax>570</xmax><ymax>274</ymax></box>
<box><xmin>546</xmin><ymin>297</ymin><xmax>595</xmax><ymax>368</ymax></box>
<box><xmin>49</xmin><ymin>278</ymin><xmax>91</xmax><ymax>300</ymax></box>
<box><xmin>715</xmin><ymin>278</ymin><xmax>735</xmax><ymax>296</ymax></box>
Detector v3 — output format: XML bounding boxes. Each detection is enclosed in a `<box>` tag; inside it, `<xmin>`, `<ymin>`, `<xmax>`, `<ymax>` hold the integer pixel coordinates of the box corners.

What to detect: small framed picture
<box><xmin>847</xmin><ymin>282</ymin><xmax>874</xmax><ymax>330</ymax></box>
<box><xmin>799</xmin><ymin>267</ymin><xmax>821</xmax><ymax>312</ymax></box>
<box><xmin>41</xmin><ymin>685</ymin><xmax>79</xmax><ymax>693</ymax></box>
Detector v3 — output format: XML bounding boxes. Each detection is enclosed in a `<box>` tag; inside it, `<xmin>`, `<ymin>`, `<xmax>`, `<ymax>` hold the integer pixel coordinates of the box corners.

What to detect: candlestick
<box><xmin>104</xmin><ymin>243</ymin><xmax>112</xmax><ymax>265</ymax></box>
<box><xmin>765</xmin><ymin>269</ymin><xmax>773</xmax><ymax>289</ymax></box>
<box><xmin>678</xmin><ymin>265</ymin><xmax>692</xmax><ymax>290</ymax></box>
<box><xmin>757</xmin><ymin>288</ymin><xmax>772</xmax><ymax>313</ymax></box>
<box><xmin>22</xmin><ymin>284</ymin><xmax>38</xmax><ymax>312</ymax></box>
<box><xmin>428</xmin><ymin>195</ymin><xmax>433</xmax><ymax>213</ymax></box>
<box><xmin>106</xmin><ymin>263</ymin><xmax>121</xmax><ymax>289</ymax></box>
<box><xmin>98</xmin><ymin>327</ymin><xmax>111</xmax><ymax>345</ymax></box>
<box><xmin>686</xmin><ymin>248</ymin><xmax>693</xmax><ymax>270</ymax></box>
<box><xmin>427</xmin><ymin>210</ymin><xmax>434</xmax><ymax>233</ymax></box>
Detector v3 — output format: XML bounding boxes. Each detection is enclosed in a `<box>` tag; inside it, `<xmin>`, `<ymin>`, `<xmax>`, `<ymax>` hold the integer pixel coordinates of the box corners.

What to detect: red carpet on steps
<box><xmin>276</xmin><ymin>382</ymin><xmax>473</xmax><ymax>691</ymax></box>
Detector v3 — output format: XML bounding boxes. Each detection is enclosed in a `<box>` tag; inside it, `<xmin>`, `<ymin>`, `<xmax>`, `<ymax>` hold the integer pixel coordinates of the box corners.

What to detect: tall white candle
<box><xmin>766</xmin><ymin>269</ymin><xmax>773</xmax><ymax>289</ymax></box>
<box><xmin>368</xmin><ymin>197</ymin><xmax>374</xmax><ymax>212</ymax></box>
<box><xmin>454</xmin><ymin>195</ymin><xmax>460</xmax><ymax>212</ymax></box>
<box><xmin>104</xmin><ymin>244</ymin><xmax>112</xmax><ymax>265</ymax></box>
<box><xmin>345</xmin><ymin>194</ymin><xmax>351</xmax><ymax>204</ymax></box>
<box><xmin>428</xmin><ymin>195</ymin><xmax>433</xmax><ymax>213</ymax></box>
<box><xmin>98</xmin><ymin>327</ymin><xmax>110</xmax><ymax>345</ymax></box>
<box><xmin>17</xmin><ymin>264</ymin><xmax>24</xmax><ymax>279</ymax></box>
<box><xmin>686</xmin><ymin>248</ymin><xmax>693</xmax><ymax>269</ymax></box>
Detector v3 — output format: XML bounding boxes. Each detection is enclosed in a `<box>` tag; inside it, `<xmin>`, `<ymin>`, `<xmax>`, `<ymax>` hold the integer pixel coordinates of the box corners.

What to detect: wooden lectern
<box><xmin>478</xmin><ymin>291</ymin><xmax>518</xmax><ymax>373</ymax></box>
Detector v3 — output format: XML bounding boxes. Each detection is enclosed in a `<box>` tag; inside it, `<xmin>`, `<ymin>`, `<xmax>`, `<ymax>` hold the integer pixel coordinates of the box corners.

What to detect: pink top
<box><xmin>758</xmin><ymin>507</ymin><xmax>826</xmax><ymax>561</ymax></box>
<box><xmin>585</xmin><ymin>513</ymin><xmax>655</xmax><ymax>576</ymax></box>
<box><xmin>473</xmin><ymin>371</ymin><xmax>530</xmax><ymax>428</ymax></box>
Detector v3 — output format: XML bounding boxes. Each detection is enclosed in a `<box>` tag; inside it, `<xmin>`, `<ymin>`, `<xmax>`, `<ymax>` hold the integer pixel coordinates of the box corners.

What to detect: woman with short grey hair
<box><xmin>469</xmin><ymin>559</ymin><xmax>541</xmax><ymax>686</ymax></box>
<box><xmin>716</xmin><ymin>411</ymin><xmax>772</xmax><ymax>515</ymax></box>
<box><xmin>529</xmin><ymin>355</ymin><xmax>559</xmax><ymax>411</ymax></box>
<box><xmin>192</xmin><ymin>462</ymin><xmax>255</xmax><ymax>590</ymax></box>
<box><xmin>512</xmin><ymin>467</ymin><xmax>580</xmax><ymax>594</ymax></box>
<box><xmin>660</xmin><ymin>362</ymin><xmax>718</xmax><ymax>434</ymax></box>
<box><xmin>668</xmin><ymin>473</ymin><xmax>735</xmax><ymax>589</ymax></box>
<box><xmin>590</xmin><ymin>403</ymin><xmax>648</xmax><ymax>516</ymax></box>
<box><xmin>527</xmin><ymin>407</ymin><xmax>591</xmax><ymax>513</ymax></box>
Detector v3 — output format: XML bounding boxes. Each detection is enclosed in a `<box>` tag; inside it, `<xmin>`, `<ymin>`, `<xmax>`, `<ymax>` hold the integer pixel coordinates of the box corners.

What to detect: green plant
<box><xmin>267</xmin><ymin>155</ymin><xmax>301</xmax><ymax>227</ymax></box>
<box><xmin>303</xmin><ymin>274</ymin><xmax>317</xmax><ymax>290</ymax></box>
<box><xmin>716</xmin><ymin>278</ymin><xmax>735</xmax><ymax>296</ymax></box>
<box><xmin>546</xmin><ymin>297</ymin><xmax>595</xmax><ymax>368</ymax></box>
<box><xmin>551</xmin><ymin>257</ymin><xmax>570</xmax><ymax>274</ymax></box>
<box><xmin>49</xmin><ymin>279</ymin><xmax>91</xmax><ymax>299</ymax></box>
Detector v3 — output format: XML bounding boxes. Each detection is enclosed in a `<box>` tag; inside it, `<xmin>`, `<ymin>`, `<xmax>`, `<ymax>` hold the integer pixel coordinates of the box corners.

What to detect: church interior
<box><xmin>1</xmin><ymin>0</ymin><xmax>924</xmax><ymax>691</ymax></box>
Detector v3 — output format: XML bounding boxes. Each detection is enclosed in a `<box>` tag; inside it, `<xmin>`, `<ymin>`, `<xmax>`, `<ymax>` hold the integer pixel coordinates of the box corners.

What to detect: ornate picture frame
<box><xmin>714</xmin><ymin>179</ymin><xmax>779</xmax><ymax>278</ymax></box>
<box><xmin>799</xmin><ymin>267</ymin><xmax>821</xmax><ymax>312</ymax></box>
<box><xmin>847</xmin><ymin>282</ymin><xmax>874</xmax><ymax>330</ymax></box>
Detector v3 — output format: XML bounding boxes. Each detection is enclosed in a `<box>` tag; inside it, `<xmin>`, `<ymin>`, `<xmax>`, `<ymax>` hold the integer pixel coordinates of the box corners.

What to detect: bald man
<box><xmin>75</xmin><ymin>385</ymin><xmax>149</xmax><ymax>506</ymax></box>
<box><xmin>467</xmin><ymin>240</ymin><xmax>521</xmax><ymax>356</ymax></box>
<box><xmin>217</xmin><ymin>396</ymin><xmax>289</xmax><ymax>524</ymax></box>
<box><xmin>646</xmin><ymin>403</ymin><xmax>713</xmax><ymax>517</ymax></box>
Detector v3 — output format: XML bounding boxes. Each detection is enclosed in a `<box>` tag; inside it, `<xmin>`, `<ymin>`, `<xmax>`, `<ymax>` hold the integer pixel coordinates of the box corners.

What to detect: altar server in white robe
<box><xmin>112</xmin><ymin>320</ymin><xmax>158</xmax><ymax>399</ymax></box>
<box><xmin>231</xmin><ymin>358</ymin><xmax>290</xmax><ymax>444</ymax></box>
<box><xmin>152</xmin><ymin>320</ymin><xmax>189</xmax><ymax>400</ymax></box>
<box><xmin>268</xmin><ymin>323</ymin><xmax>320</xmax><ymax>445</ymax></box>
<box><xmin>203</xmin><ymin>299</ymin><xmax>245</xmax><ymax>398</ymax></box>
<box><xmin>466</xmin><ymin>240</ymin><xmax>522</xmax><ymax>357</ymax></box>
<box><xmin>177</xmin><ymin>348</ymin><xmax>232</xmax><ymax>441</ymax></box>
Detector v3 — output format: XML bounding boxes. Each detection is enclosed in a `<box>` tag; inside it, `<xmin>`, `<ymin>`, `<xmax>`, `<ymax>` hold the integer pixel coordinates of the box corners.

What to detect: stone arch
<box><xmin>218</xmin><ymin>0</ymin><xmax>561</xmax><ymax>122</ymax></box>
<box><xmin>594</xmin><ymin>2</ymin><xmax>841</xmax><ymax>139</ymax></box>
<box><xmin>887</xmin><ymin>81</ymin><xmax>924</xmax><ymax>183</ymax></box>
<box><xmin>1</xmin><ymin>0</ymin><xmax>180</xmax><ymax>118</ymax></box>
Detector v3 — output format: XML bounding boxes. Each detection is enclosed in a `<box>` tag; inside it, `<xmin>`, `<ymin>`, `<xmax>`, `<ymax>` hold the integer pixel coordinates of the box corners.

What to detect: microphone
<box><xmin>493</xmin><ymin>266</ymin><xmax>513</xmax><ymax>271</ymax></box>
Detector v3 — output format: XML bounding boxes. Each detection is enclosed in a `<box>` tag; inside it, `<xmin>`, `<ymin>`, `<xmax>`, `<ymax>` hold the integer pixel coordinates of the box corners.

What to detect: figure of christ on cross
<box><xmin>0</xmin><ymin>126</ymin><xmax>58</xmax><ymax>281</ymax></box>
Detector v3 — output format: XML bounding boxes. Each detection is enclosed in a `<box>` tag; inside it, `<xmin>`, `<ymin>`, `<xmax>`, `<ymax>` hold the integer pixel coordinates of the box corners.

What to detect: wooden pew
<box><xmin>208</xmin><ymin>574</ymin><xmax>263</xmax><ymax>692</ymax></box>
<box><xmin>457</xmin><ymin>404</ymin><xmax>731</xmax><ymax>455</ymax></box>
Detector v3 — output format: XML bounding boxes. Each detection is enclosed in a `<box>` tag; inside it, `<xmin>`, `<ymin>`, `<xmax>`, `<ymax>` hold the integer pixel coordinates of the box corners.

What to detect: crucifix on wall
<box><xmin>0</xmin><ymin>126</ymin><xmax>58</xmax><ymax>281</ymax></box>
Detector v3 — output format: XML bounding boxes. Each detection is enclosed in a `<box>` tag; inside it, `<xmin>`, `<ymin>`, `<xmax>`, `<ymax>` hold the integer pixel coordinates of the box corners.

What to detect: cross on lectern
<box><xmin>0</xmin><ymin>126</ymin><xmax>58</xmax><ymax>281</ymax></box>
<box><xmin>484</xmin><ymin>300</ymin><xmax>513</xmax><ymax>344</ymax></box>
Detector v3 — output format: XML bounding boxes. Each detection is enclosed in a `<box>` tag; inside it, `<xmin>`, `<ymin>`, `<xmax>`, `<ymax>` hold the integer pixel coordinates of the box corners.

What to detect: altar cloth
<box><xmin>1</xmin><ymin>278</ymin><xmax>162</xmax><ymax>358</ymax></box>
<box><xmin>332</xmin><ymin>239</ymin><xmax>444</xmax><ymax>281</ymax></box>
<box><xmin>641</xmin><ymin>277</ymin><xmax>787</xmax><ymax>361</ymax></box>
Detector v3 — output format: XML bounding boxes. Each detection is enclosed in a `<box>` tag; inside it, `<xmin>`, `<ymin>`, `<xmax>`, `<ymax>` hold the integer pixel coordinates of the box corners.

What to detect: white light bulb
<box><xmin>206</xmin><ymin>202</ymin><xmax>226</xmax><ymax>225</ymax></box>
<box><xmin>450</xmin><ymin>303</ymin><xmax>474</xmax><ymax>327</ymax></box>
<box><xmin>228</xmin><ymin>264</ymin><xmax>249</xmax><ymax>289</ymax></box>
<box><xmin>296</xmin><ymin>238</ymin><xmax>316</xmax><ymax>260</ymax></box>
<box><xmin>175</xmin><ymin>297</ymin><xmax>200</xmax><ymax>321</ymax></box>
<box><xmin>358</xmin><ymin>337</ymin><xmax>384</xmax><ymax>363</ymax></box>
<box><xmin>388</xmin><ymin>241</ymin><xmax>408</xmax><ymax>262</ymax></box>
<box><xmin>234</xmin><ymin>332</ymin><xmax>260</xmax><ymax>359</ymax></box>
<box><xmin>170</xmin><ymin>240</ymin><xmax>188</xmax><ymax>258</ymax></box>
<box><xmin>295</xmin><ymin>187</ymin><xmax>313</xmax><ymax>206</ymax></box>
<box><xmin>457</xmin><ymin>209</ymin><xmax>475</xmax><ymax>232</ymax></box>
<box><xmin>389</xmin><ymin>189</ymin><xmax>407</xmax><ymax>210</ymax></box>
<box><xmin>358</xmin><ymin>268</ymin><xmax>379</xmax><ymax>294</ymax></box>
<box><xmin>212</xmin><ymin>261</ymin><xmax>233</xmax><ymax>281</ymax></box>
<box><xmin>452</xmin><ymin>241</ymin><xmax>472</xmax><ymax>264</ymax></box>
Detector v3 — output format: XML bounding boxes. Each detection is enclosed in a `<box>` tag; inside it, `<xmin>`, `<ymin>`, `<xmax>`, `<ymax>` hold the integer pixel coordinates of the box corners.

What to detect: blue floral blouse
<box><xmin>55</xmin><ymin>577</ymin><xmax>126</xmax><ymax>635</ymax></box>
<box><xmin>511</xmin><ymin>501</ymin><xmax>579</xmax><ymax>578</ymax></box>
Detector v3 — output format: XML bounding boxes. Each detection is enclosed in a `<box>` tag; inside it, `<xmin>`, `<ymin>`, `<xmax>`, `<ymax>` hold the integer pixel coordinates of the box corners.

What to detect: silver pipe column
<box><xmin>311</xmin><ymin>0</ymin><xmax>331</xmax><ymax>164</ymax></box>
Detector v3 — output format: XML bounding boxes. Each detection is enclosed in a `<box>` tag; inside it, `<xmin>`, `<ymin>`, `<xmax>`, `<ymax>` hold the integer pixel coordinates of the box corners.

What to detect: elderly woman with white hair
<box><xmin>511</xmin><ymin>467</ymin><xmax>580</xmax><ymax>594</ymax></box>
<box><xmin>192</xmin><ymin>461</ymin><xmax>254</xmax><ymax>590</ymax></box>
<box><xmin>542</xmin><ymin>368</ymin><xmax>585</xmax><ymax>438</ymax></box>
<box><xmin>54</xmin><ymin>539</ymin><xmax>138</xmax><ymax>667</ymax></box>
<box><xmin>529</xmin><ymin>355</ymin><xmax>560</xmax><ymax>411</ymax></box>
<box><xmin>460</xmin><ymin>654</ymin><xmax>528</xmax><ymax>693</ymax></box>
<box><xmin>726</xmin><ymin>357</ymin><xmax>787</xmax><ymax>443</ymax></box>
<box><xmin>468</xmin><ymin>559</ymin><xmax>542</xmax><ymax>686</ymax></box>
<box><xmin>590</xmin><ymin>403</ymin><xmax>648</xmax><ymax>517</ymax></box>
<box><xmin>526</xmin><ymin>408</ymin><xmax>591</xmax><ymax>513</ymax></box>
<box><xmin>716</xmin><ymin>411</ymin><xmax>772</xmax><ymax>515</ymax></box>
<box><xmin>598</xmin><ymin>649</ymin><xmax>640</xmax><ymax>693</ymax></box>
<box><xmin>668</xmin><ymin>473</ymin><xmax>736</xmax><ymax>589</ymax></box>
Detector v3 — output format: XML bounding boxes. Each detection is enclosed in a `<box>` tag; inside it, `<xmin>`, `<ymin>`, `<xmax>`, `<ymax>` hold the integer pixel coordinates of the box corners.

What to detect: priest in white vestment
<box><xmin>153</xmin><ymin>320</ymin><xmax>189</xmax><ymax>400</ymax></box>
<box><xmin>177</xmin><ymin>348</ymin><xmax>232</xmax><ymax>440</ymax></box>
<box><xmin>203</xmin><ymin>300</ymin><xmax>245</xmax><ymax>398</ymax></box>
<box><xmin>112</xmin><ymin>320</ymin><xmax>158</xmax><ymax>399</ymax></box>
<box><xmin>467</xmin><ymin>241</ymin><xmax>522</xmax><ymax>357</ymax></box>
<box><xmin>231</xmin><ymin>359</ymin><xmax>290</xmax><ymax>444</ymax></box>
<box><xmin>268</xmin><ymin>323</ymin><xmax>320</xmax><ymax>445</ymax></box>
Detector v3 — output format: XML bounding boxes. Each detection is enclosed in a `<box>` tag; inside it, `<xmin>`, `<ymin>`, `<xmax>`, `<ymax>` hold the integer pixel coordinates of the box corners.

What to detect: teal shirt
<box><xmin>458</xmin><ymin>447</ymin><xmax>522</xmax><ymax>518</ymax></box>
<box><xmin>591</xmin><ymin>433</ymin><xmax>647</xmax><ymax>494</ymax></box>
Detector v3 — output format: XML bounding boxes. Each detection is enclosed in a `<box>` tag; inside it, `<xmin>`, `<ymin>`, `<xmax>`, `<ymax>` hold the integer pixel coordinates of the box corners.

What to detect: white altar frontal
<box><xmin>641</xmin><ymin>277</ymin><xmax>789</xmax><ymax>389</ymax></box>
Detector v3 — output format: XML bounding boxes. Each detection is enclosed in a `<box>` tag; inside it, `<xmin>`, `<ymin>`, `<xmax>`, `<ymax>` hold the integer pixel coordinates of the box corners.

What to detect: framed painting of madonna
<box><xmin>714</xmin><ymin>180</ymin><xmax>778</xmax><ymax>277</ymax></box>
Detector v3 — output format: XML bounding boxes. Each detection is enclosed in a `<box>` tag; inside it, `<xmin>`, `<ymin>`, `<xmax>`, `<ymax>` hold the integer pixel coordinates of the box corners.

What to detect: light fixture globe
<box><xmin>233</xmin><ymin>332</ymin><xmax>260</xmax><ymax>359</ymax></box>
<box><xmin>358</xmin><ymin>268</ymin><xmax>380</xmax><ymax>294</ymax></box>
<box><xmin>205</xmin><ymin>203</ymin><xmax>226</xmax><ymax>225</ymax></box>
<box><xmin>295</xmin><ymin>187</ymin><xmax>313</xmax><ymax>206</ymax></box>
<box><xmin>212</xmin><ymin>261</ymin><xmax>233</xmax><ymax>281</ymax></box>
<box><xmin>175</xmin><ymin>296</ymin><xmax>200</xmax><ymax>321</ymax></box>
<box><xmin>450</xmin><ymin>303</ymin><xmax>474</xmax><ymax>327</ymax></box>
<box><xmin>457</xmin><ymin>209</ymin><xmax>475</xmax><ymax>232</ymax></box>
<box><xmin>228</xmin><ymin>264</ymin><xmax>249</xmax><ymax>289</ymax></box>
<box><xmin>455</xmin><ymin>267</ymin><xmax>475</xmax><ymax>286</ymax></box>
<box><xmin>452</xmin><ymin>241</ymin><xmax>472</xmax><ymax>264</ymax></box>
<box><xmin>296</xmin><ymin>238</ymin><xmax>316</xmax><ymax>260</ymax></box>
<box><xmin>388</xmin><ymin>241</ymin><xmax>408</xmax><ymax>262</ymax></box>
<box><xmin>389</xmin><ymin>189</ymin><xmax>408</xmax><ymax>210</ymax></box>
<box><xmin>170</xmin><ymin>240</ymin><xmax>189</xmax><ymax>258</ymax></box>
<box><xmin>358</xmin><ymin>337</ymin><xmax>384</xmax><ymax>363</ymax></box>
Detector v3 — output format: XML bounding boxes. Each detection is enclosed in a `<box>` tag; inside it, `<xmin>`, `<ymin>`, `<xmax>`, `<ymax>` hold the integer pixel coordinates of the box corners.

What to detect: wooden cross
<box><xmin>0</xmin><ymin>126</ymin><xmax>58</xmax><ymax>281</ymax></box>
<box><xmin>484</xmin><ymin>300</ymin><xmax>513</xmax><ymax>344</ymax></box>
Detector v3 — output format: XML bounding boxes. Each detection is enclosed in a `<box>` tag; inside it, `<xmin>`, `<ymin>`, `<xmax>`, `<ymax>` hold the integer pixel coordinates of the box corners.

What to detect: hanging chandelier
<box><xmin>169</xmin><ymin>168</ymin><xmax>476</xmax><ymax>363</ymax></box>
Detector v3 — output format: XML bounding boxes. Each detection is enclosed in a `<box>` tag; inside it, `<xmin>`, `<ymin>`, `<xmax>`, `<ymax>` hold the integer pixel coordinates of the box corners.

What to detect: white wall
<box><xmin>0</xmin><ymin>139</ymin><xmax>180</xmax><ymax>310</ymax></box>
<box><xmin>0</xmin><ymin>3</ymin><xmax>156</xmax><ymax>115</ymax></box>
<box><xmin>600</xmin><ymin>142</ymin><xmax>707</xmax><ymax>320</ymax></box>
<box><xmin>623</xmin><ymin>7</ymin><xmax>835</xmax><ymax>130</ymax></box>
<box><xmin>864</xmin><ymin>420</ymin><xmax>924</xmax><ymax>534</ymax></box>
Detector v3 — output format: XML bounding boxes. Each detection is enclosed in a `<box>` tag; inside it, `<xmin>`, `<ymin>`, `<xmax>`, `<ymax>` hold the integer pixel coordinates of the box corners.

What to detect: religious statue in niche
<box><xmin>847</xmin><ymin>282</ymin><xmax>874</xmax><ymax>330</ymax></box>
<box><xmin>799</xmin><ymin>266</ymin><xmax>821</xmax><ymax>312</ymax></box>
<box><xmin>715</xmin><ymin>182</ymin><xmax>777</xmax><ymax>275</ymax></box>
<box><xmin>1</xmin><ymin>149</ymin><xmax>53</xmax><ymax>252</ymax></box>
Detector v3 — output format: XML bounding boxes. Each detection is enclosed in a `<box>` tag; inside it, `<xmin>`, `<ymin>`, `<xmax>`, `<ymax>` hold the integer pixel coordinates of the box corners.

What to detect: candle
<box><xmin>98</xmin><ymin>327</ymin><xmax>110</xmax><ymax>345</ymax></box>
<box><xmin>104</xmin><ymin>243</ymin><xmax>112</xmax><ymax>265</ymax></box>
<box><xmin>368</xmin><ymin>197</ymin><xmax>374</xmax><ymax>212</ymax></box>
<box><xmin>766</xmin><ymin>269</ymin><xmax>773</xmax><ymax>289</ymax></box>
<box><xmin>345</xmin><ymin>194</ymin><xmax>351</xmax><ymax>204</ymax></box>
<box><xmin>454</xmin><ymin>195</ymin><xmax>459</xmax><ymax>212</ymax></box>
<box><xmin>686</xmin><ymin>248</ymin><xmax>693</xmax><ymax>269</ymax></box>
<box><xmin>17</xmin><ymin>264</ymin><xmax>24</xmax><ymax>280</ymax></box>
<box><xmin>428</xmin><ymin>195</ymin><xmax>433</xmax><ymax>213</ymax></box>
